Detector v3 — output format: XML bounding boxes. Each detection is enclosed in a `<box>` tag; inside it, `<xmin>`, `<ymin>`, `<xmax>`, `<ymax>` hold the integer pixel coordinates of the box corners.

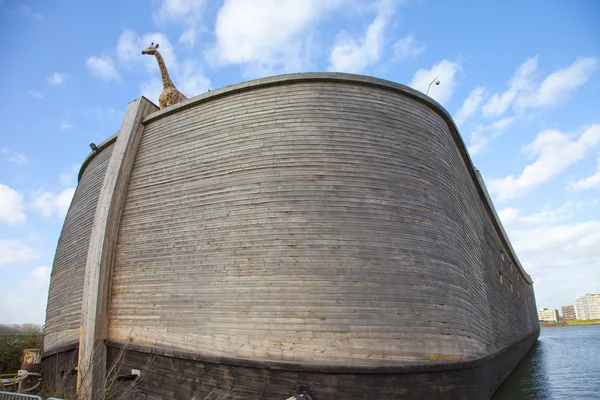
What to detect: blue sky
<box><xmin>0</xmin><ymin>0</ymin><xmax>598</xmax><ymax>324</ymax></box>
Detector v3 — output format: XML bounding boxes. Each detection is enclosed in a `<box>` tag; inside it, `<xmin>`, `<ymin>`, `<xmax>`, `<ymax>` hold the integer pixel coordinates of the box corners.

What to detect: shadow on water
<box><xmin>492</xmin><ymin>340</ymin><xmax>548</xmax><ymax>400</ymax></box>
<box><xmin>492</xmin><ymin>325</ymin><xmax>600</xmax><ymax>400</ymax></box>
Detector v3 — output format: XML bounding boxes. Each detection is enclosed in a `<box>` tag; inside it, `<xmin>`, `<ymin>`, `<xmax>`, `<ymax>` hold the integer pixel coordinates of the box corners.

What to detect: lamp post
<box><xmin>426</xmin><ymin>77</ymin><xmax>440</xmax><ymax>95</ymax></box>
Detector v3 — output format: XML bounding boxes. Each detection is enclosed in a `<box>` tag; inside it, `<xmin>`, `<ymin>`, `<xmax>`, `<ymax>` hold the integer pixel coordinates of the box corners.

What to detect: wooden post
<box><xmin>77</xmin><ymin>97</ymin><xmax>158</xmax><ymax>399</ymax></box>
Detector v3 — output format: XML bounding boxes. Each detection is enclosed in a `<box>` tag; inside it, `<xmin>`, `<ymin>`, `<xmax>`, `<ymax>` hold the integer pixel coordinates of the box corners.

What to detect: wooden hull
<box><xmin>44</xmin><ymin>135</ymin><xmax>116</xmax><ymax>351</ymax></box>
<box><xmin>105</xmin><ymin>330</ymin><xmax>539</xmax><ymax>399</ymax></box>
<box><xmin>43</xmin><ymin>73</ymin><xmax>539</xmax><ymax>399</ymax></box>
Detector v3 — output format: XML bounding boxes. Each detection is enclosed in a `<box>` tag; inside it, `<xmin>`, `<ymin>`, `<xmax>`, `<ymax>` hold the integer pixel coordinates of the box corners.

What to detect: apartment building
<box><xmin>561</xmin><ymin>304</ymin><xmax>576</xmax><ymax>320</ymax></box>
<box><xmin>537</xmin><ymin>308</ymin><xmax>559</xmax><ymax>322</ymax></box>
<box><xmin>574</xmin><ymin>293</ymin><xmax>600</xmax><ymax>320</ymax></box>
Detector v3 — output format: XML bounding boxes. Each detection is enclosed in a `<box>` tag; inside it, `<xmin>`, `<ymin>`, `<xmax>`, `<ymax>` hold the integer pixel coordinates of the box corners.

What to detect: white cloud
<box><xmin>1</xmin><ymin>148</ymin><xmax>28</xmax><ymax>164</ymax></box>
<box><xmin>153</xmin><ymin>0</ymin><xmax>206</xmax><ymax>47</ymax></box>
<box><xmin>9</xmin><ymin>153</ymin><xmax>28</xmax><ymax>164</ymax></box>
<box><xmin>467</xmin><ymin>118</ymin><xmax>515</xmax><ymax>156</ymax></box>
<box><xmin>116</xmin><ymin>29</ymin><xmax>210</xmax><ymax>101</ymax></box>
<box><xmin>481</xmin><ymin>56</ymin><xmax>598</xmax><ymax>118</ymax></box>
<box><xmin>29</xmin><ymin>90</ymin><xmax>43</xmax><ymax>100</ymax></box>
<box><xmin>212</xmin><ymin>0</ymin><xmax>341</xmax><ymax>74</ymax></box>
<box><xmin>0</xmin><ymin>240</ymin><xmax>38</xmax><ymax>266</ymax></box>
<box><xmin>498</xmin><ymin>202</ymin><xmax>574</xmax><ymax>228</ymax></box>
<box><xmin>508</xmin><ymin>56</ymin><xmax>539</xmax><ymax>91</ymax></box>
<box><xmin>482</xmin><ymin>91</ymin><xmax>517</xmax><ymax>118</ymax></box>
<box><xmin>455</xmin><ymin>86</ymin><xmax>485</xmax><ymax>126</ymax></box>
<box><xmin>0</xmin><ymin>184</ymin><xmax>26</xmax><ymax>225</ymax></box>
<box><xmin>392</xmin><ymin>35</ymin><xmax>425</xmax><ymax>61</ymax></box>
<box><xmin>117</xmin><ymin>29</ymin><xmax>144</xmax><ymax>63</ymax></box>
<box><xmin>487</xmin><ymin>117</ymin><xmax>516</xmax><ymax>132</ymax></box>
<box><xmin>328</xmin><ymin>0</ymin><xmax>395</xmax><ymax>73</ymax></box>
<box><xmin>0</xmin><ymin>266</ymin><xmax>51</xmax><ymax>324</ymax></box>
<box><xmin>31</xmin><ymin>188</ymin><xmax>75</xmax><ymax>218</ymax></box>
<box><xmin>58</xmin><ymin>120</ymin><xmax>72</xmax><ymax>131</ymax></box>
<box><xmin>570</xmin><ymin>158</ymin><xmax>600</xmax><ymax>191</ymax></box>
<box><xmin>26</xmin><ymin>266</ymin><xmax>52</xmax><ymax>288</ymax></box>
<box><xmin>59</xmin><ymin>164</ymin><xmax>81</xmax><ymax>187</ymax></box>
<box><xmin>16</xmin><ymin>4</ymin><xmax>43</xmax><ymax>21</ymax></box>
<box><xmin>467</xmin><ymin>125</ymin><xmax>487</xmax><ymax>156</ymax></box>
<box><xmin>463</xmin><ymin>56</ymin><xmax>597</xmax><ymax>157</ymax></box>
<box><xmin>481</xmin><ymin>56</ymin><xmax>538</xmax><ymax>118</ymax></box>
<box><xmin>178</xmin><ymin>60</ymin><xmax>211</xmax><ymax>96</ymax></box>
<box><xmin>515</xmin><ymin>221</ymin><xmax>600</xmax><ymax>288</ymax></box>
<box><xmin>141</xmin><ymin>77</ymin><xmax>163</xmax><ymax>105</ymax></box>
<box><xmin>47</xmin><ymin>72</ymin><xmax>68</xmax><ymax>86</ymax></box>
<box><xmin>488</xmin><ymin>124</ymin><xmax>600</xmax><ymax>200</ymax></box>
<box><xmin>117</xmin><ymin>30</ymin><xmax>177</xmax><ymax>71</ymax></box>
<box><xmin>410</xmin><ymin>59</ymin><xmax>460</xmax><ymax>105</ymax></box>
<box><xmin>499</xmin><ymin>207</ymin><xmax>600</xmax><ymax>310</ymax></box>
<box><xmin>28</xmin><ymin>232</ymin><xmax>43</xmax><ymax>243</ymax></box>
<box><xmin>86</xmin><ymin>56</ymin><xmax>121</xmax><ymax>82</ymax></box>
<box><xmin>516</xmin><ymin>57</ymin><xmax>598</xmax><ymax>110</ymax></box>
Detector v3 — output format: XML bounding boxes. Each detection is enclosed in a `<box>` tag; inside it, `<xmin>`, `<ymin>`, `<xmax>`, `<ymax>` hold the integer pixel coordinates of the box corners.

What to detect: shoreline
<box><xmin>540</xmin><ymin>321</ymin><xmax>600</xmax><ymax>328</ymax></box>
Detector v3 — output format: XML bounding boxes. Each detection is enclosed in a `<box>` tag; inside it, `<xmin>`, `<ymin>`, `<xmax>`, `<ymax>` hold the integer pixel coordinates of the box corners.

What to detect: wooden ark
<box><xmin>42</xmin><ymin>73</ymin><xmax>540</xmax><ymax>399</ymax></box>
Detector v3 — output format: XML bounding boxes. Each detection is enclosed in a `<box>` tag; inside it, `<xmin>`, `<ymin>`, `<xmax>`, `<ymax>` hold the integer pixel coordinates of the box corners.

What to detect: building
<box><xmin>537</xmin><ymin>308</ymin><xmax>559</xmax><ymax>322</ymax></box>
<box><xmin>574</xmin><ymin>293</ymin><xmax>600</xmax><ymax>320</ymax></box>
<box><xmin>561</xmin><ymin>304</ymin><xmax>576</xmax><ymax>320</ymax></box>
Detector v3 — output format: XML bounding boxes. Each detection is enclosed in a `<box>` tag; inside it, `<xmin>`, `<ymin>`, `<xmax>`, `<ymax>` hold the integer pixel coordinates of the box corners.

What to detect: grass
<box><xmin>0</xmin><ymin>333</ymin><xmax>43</xmax><ymax>374</ymax></box>
<box><xmin>566</xmin><ymin>319</ymin><xmax>600</xmax><ymax>325</ymax></box>
<box><xmin>540</xmin><ymin>319</ymin><xmax>600</xmax><ymax>328</ymax></box>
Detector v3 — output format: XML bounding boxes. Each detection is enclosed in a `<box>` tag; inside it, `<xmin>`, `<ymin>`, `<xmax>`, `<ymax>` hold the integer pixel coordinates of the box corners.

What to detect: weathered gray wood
<box><xmin>77</xmin><ymin>97</ymin><xmax>158</xmax><ymax>399</ymax></box>
<box><xmin>44</xmin><ymin>142</ymin><xmax>115</xmax><ymax>354</ymax></box>
<box><xmin>44</xmin><ymin>74</ymin><xmax>539</xmax><ymax>399</ymax></box>
<box><xmin>108</xmin><ymin>79</ymin><xmax>538</xmax><ymax>369</ymax></box>
<box><xmin>103</xmin><ymin>330</ymin><xmax>539</xmax><ymax>399</ymax></box>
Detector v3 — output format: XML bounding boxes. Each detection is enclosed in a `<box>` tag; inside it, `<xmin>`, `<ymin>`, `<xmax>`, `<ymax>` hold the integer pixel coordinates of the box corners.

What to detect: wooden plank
<box><xmin>44</xmin><ymin>143</ymin><xmax>115</xmax><ymax>352</ymax></box>
<box><xmin>77</xmin><ymin>97</ymin><xmax>158</xmax><ymax>399</ymax></box>
<box><xmin>108</xmin><ymin>81</ymin><xmax>538</xmax><ymax>368</ymax></box>
<box><xmin>103</xmin><ymin>329</ymin><xmax>539</xmax><ymax>399</ymax></box>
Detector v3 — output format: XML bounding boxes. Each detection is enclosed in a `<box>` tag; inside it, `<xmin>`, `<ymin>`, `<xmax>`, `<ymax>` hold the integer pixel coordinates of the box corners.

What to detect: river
<box><xmin>493</xmin><ymin>325</ymin><xmax>600</xmax><ymax>399</ymax></box>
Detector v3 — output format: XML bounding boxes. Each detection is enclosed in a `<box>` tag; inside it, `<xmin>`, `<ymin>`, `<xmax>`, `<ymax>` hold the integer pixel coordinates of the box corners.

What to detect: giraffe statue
<box><xmin>141</xmin><ymin>42</ymin><xmax>188</xmax><ymax>109</ymax></box>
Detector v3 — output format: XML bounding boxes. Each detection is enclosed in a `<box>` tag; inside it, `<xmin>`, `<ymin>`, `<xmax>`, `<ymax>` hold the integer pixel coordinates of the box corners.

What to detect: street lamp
<box><xmin>426</xmin><ymin>77</ymin><xmax>440</xmax><ymax>95</ymax></box>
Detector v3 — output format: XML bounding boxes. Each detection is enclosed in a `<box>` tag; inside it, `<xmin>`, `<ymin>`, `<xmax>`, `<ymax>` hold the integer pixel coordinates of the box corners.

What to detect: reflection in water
<box><xmin>492</xmin><ymin>340</ymin><xmax>547</xmax><ymax>399</ymax></box>
<box><xmin>493</xmin><ymin>325</ymin><xmax>600</xmax><ymax>400</ymax></box>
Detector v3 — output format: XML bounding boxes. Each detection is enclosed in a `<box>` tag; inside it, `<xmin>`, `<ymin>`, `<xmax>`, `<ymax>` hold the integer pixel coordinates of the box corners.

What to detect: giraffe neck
<box><xmin>154</xmin><ymin>51</ymin><xmax>175</xmax><ymax>89</ymax></box>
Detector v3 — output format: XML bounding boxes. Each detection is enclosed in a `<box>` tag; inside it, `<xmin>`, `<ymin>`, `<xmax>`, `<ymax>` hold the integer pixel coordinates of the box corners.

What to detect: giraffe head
<box><xmin>141</xmin><ymin>42</ymin><xmax>160</xmax><ymax>56</ymax></box>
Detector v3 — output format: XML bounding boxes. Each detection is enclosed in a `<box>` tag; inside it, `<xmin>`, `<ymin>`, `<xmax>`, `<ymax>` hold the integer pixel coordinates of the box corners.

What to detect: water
<box><xmin>493</xmin><ymin>325</ymin><xmax>600</xmax><ymax>400</ymax></box>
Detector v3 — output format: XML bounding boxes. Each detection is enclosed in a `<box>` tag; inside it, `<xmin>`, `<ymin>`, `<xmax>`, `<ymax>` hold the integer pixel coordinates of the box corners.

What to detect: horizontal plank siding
<box><xmin>106</xmin><ymin>330</ymin><xmax>539</xmax><ymax>399</ymax></box>
<box><xmin>108</xmin><ymin>80</ymin><xmax>538</xmax><ymax>367</ymax></box>
<box><xmin>44</xmin><ymin>143</ymin><xmax>115</xmax><ymax>352</ymax></box>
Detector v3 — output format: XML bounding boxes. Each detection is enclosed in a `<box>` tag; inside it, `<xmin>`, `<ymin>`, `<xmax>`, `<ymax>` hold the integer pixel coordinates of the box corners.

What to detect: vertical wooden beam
<box><xmin>77</xmin><ymin>97</ymin><xmax>158</xmax><ymax>399</ymax></box>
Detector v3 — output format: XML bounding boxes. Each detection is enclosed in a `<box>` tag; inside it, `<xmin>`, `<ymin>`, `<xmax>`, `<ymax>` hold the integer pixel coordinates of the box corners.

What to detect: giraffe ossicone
<box><xmin>141</xmin><ymin>42</ymin><xmax>188</xmax><ymax>109</ymax></box>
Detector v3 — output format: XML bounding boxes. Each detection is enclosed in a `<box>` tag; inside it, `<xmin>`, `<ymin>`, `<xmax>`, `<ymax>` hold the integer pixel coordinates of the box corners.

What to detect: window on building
<box><xmin>501</xmin><ymin>251</ymin><xmax>505</xmax><ymax>262</ymax></box>
<box><xmin>511</xmin><ymin>282</ymin><xmax>514</xmax><ymax>293</ymax></box>
<box><xmin>499</xmin><ymin>272</ymin><xmax>503</xmax><ymax>286</ymax></box>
